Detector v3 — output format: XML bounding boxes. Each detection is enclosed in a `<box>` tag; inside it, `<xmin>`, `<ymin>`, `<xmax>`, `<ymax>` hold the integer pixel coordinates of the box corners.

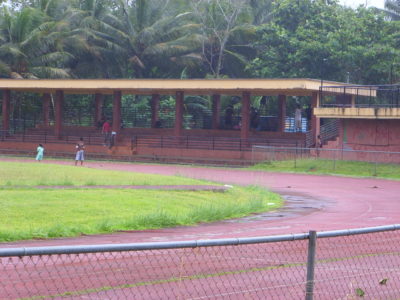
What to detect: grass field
<box><xmin>0</xmin><ymin>161</ymin><xmax>209</xmax><ymax>186</ymax></box>
<box><xmin>0</xmin><ymin>162</ymin><xmax>282</xmax><ymax>242</ymax></box>
<box><xmin>250</xmin><ymin>159</ymin><xmax>400</xmax><ymax>180</ymax></box>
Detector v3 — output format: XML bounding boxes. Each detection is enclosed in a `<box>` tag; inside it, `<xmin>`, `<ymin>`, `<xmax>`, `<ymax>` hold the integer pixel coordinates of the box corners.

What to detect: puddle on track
<box><xmin>223</xmin><ymin>190</ymin><xmax>334</xmax><ymax>223</ymax></box>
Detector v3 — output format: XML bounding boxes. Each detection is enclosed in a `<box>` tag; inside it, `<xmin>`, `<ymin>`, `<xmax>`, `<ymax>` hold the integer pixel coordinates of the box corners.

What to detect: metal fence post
<box><xmin>305</xmin><ymin>230</ymin><xmax>317</xmax><ymax>300</ymax></box>
<box><xmin>333</xmin><ymin>148</ymin><xmax>336</xmax><ymax>171</ymax></box>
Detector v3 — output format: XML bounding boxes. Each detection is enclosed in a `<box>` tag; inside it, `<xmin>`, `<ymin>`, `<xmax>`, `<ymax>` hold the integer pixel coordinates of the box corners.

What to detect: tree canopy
<box><xmin>0</xmin><ymin>0</ymin><xmax>398</xmax><ymax>84</ymax></box>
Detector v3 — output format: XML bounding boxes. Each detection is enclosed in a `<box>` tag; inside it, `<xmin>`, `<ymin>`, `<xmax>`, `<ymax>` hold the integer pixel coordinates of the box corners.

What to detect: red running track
<box><xmin>1</xmin><ymin>159</ymin><xmax>400</xmax><ymax>299</ymax></box>
<box><xmin>1</xmin><ymin>159</ymin><xmax>399</xmax><ymax>248</ymax></box>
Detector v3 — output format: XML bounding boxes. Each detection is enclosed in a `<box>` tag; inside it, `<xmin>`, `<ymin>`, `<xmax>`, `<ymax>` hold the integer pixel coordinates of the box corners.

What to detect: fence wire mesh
<box><xmin>313</xmin><ymin>231</ymin><xmax>400</xmax><ymax>299</ymax></box>
<box><xmin>251</xmin><ymin>146</ymin><xmax>400</xmax><ymax>176</ymax></box>
<box><xmin>1</xmin><ymin>241</ymin><xmax>308</xmax><ymax>300</ymax></box>
<box><xmin>1</xmin><ymin>226</ymin><xmax>399</xmax><ymax>299</ymax></box>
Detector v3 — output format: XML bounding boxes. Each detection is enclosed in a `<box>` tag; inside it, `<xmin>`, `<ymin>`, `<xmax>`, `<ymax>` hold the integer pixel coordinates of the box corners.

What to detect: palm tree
<box><xmin>117</xmin><ymin>0</ymin><xmax>205</xmax><ymax>78</ymax></box>
<box><xmin>0</xmin><ymin>6</ymin><xmax>74</xmax><ymax>78</ymax></box>
<box><xmin>384</xmin><ymin>0</ymin><xmax>400</xmax><ymax>20</ymax></box>
<box><xmin>62</xmin><ymin>0</ymin><xmax>128</xmax><ymax>78</ymax></box>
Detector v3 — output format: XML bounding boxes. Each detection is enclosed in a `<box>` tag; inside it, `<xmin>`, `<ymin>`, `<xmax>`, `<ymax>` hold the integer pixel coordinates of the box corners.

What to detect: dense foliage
<box><xmin>0</xmin><ymin>0</ymin><xmax>398</xmax><ymax>84</ymax></box>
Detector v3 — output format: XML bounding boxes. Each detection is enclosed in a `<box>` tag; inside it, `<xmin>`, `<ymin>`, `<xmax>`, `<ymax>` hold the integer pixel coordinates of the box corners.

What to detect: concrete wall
<box><xmin>340</xmin><ymin>119</ymin><xmax>400</xmax><ymax>152</ymax></box>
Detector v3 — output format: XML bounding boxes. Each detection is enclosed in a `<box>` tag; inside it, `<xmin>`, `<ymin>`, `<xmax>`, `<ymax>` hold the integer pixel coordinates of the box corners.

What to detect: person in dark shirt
<box><xmin>224</xmin><ymin>105</ymin><xmax>234</xmax><ymax>129</ymax></box>
<box><xmin>257</xmin><ymin>96</ymin><xmax>268</xmax><ymax>131</ymax></box>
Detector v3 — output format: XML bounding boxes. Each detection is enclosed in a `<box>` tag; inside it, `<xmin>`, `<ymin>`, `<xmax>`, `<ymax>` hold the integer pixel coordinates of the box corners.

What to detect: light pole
<box><xmin>390</xmin><ymin>63</ymin><xmax>394</xmax><ymax>85</ymax></box>
<box><xmin>319</xmin><ymin>58</ymin><xmax>328</xmax><ymax>104</ymax></box>
<box><xmin>320</xmin><ymin>58</ymin><xmax>328</xmax><ymax>87</ymax></box>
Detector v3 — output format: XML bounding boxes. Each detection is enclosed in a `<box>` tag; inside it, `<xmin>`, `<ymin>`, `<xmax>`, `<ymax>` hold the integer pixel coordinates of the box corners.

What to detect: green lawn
<box><xmin>0</xmin><ymin>161</ymin><xmax>209</xmax><ymax>186</ymax></box>
<box><xmin>250</xmin><ymin>159</ymin><xmax>400</xmax><ymax>180</ymax></box>
<box><xmin>0</xmin><ymin>162</ymin><xmax>282</xmax><ymax>242</ymax></box>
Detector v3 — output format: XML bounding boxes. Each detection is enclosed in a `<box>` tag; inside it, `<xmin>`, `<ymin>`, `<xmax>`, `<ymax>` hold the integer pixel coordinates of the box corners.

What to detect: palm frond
<box><xmin>30</xmin><ymin>66</ymin><xmax>72</xmax><ymax>78</ymax></box>
<box><xmin>223</xmin><ymin>49</ymin><xmax>248</xmax><ymax>65</ymax></box>
<box><xmin>0</xmin><ymin>44</ymin><xmax>26</xmax><ymax>58</ymax></box>
<box><xmin>63</xmin><ymin>8</ymin><xmax>88</xmax><ymax>26</ymax></box>
<box><xmin>22</xmin><ymin>72</ymin><xmax>39</xmax><ymax>79</ymax></box>
<box><xmin>92</xmin><ymin>23</ymin><xmax>130</xmax><ymax>44</ymax></box>
<box><xmin>10</xmin><ymin>72</ymin><xmax>24</xmax><ymax>79</ymax></box>
<box><xmin>136</xmin><ymin>15</ymin><xmax>182</xmax><ymax>45</ymax></box>
<box><xmin>32</xmin><ymin>51</ymin><xmax>75</xmax><ymax>66</ymax></box>
<box><xmin>226</xmin><ymin>23</ymin><xmax>257</xmax><ymax>52</ymax></box>
<box><xmin>0</xmin><ymin>60</ymin><xmax>11</xmax><ymax>76</ymax></box>
<box><xmin>170</xmin><ymin>55</ymin><xmax>203</xmax><ymax>69</ymax></box>
<box><xmin>143</xmin><ymin>34</ymin><xmax>204</xmax><ymax>57</ymax></box>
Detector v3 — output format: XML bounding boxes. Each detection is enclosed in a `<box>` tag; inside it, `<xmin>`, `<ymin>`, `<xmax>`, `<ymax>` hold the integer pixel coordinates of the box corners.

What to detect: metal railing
<box><xmin>304</xmin><ymin>120</ymin><xmax>340</xmax><ymax>148</ymax></box>
<box><xmin>1</xmin><ymin>130</ymin><xmax>306</xmax><ymax>152</ymax></box>
<box><xmin>0</xmin><ymin>130</ymin><xmax>104</xmax><ymax>146</ymax></box>
<box><xmin>319</xmin><ymin>119</ymin><xmax>339</xmax><ymax>144</ymax></box>
<box><xmin>0</xmin><ymin>224</ymin><xmax>399</xmax><ymax>299</ymax></box>
<box><xmin>320</xmin><ymin>84</ymin><xmax>400</xmax><ymax>108</ymax></box>
<box><xmin>285</xmin><ymin>117</ymin><xmax>309</xmax><ymax>133</ymax></box>
<box><xmin>132</xmin><ymin>135</ymin><xmax>305</xmax><ymax>152</ymax></box>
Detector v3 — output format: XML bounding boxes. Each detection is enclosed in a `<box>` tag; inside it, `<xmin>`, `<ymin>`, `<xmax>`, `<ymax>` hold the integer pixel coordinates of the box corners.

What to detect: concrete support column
<box><xmin>241</xmin><ymin>91</ymin><xmax>250</xmax><ymax>141</ymax></box>
<box><xmin>151</xmin><ymin>94</ymin><xmax>160</xmax><ymax>128</ymax></box>
<box><xmin>43</xmin><ymin>93</ymin><xmax>51</xmax><ymax>126</ymax></box>
<box><xmin>212</xmin><ymin>94</ymin><xmax>221</xmax><ymax>129</ymax></box>
<box><xmin>174</xmin><ymin>91</ymin><xmax>184</xmax><ymax>136</ymax></box>
<box><xmin>54</xmin><ymin>90</ymin><xmax>63</xmax><ymax>139</ymax></box>
<box><xmin>311</xmin><ymin>92</ymin><xmax>320</xmax><ymax>143</ymax></box>
<box><xmin>278</xmin><ymin>94</ymin><xmax>286</xmax><ymax>132</ymax></box>
<box><xmin>2</xmin><ymin>90</ymin><xmax>10</xmax><ymax>131</ymax></box>
<box><xmin>112</xmin><ymin>91</ymin><xmax>122</xmax><ymax>133</ymax></box>
<box><xmin>94</xmin><ymin>93</ymin><xmax>103</xmax><ymax>126</ymax></box>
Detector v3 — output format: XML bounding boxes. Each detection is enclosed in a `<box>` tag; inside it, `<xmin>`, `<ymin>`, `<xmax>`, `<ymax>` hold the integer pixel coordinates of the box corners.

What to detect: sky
<box><xmin>339</xmin><ymin>0</ymin><xmax>385</xmax><ymax>9</ymax></box>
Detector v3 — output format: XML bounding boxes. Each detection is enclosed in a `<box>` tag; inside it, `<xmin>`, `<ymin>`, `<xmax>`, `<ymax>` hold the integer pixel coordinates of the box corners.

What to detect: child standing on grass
<box><xmin>36</xmin><ymin>144</ymin><xmax>44</xmax><ymax>162</ymax></box>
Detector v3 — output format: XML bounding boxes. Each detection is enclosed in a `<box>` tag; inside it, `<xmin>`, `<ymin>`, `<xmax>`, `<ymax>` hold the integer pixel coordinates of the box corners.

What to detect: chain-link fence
<box><xmin>252</xmin><ymin>146</ymin><xmax>400</xmax><ymax>176</ymax></box>
<box><xmin>1</xmin><ymin>225</ymin><xmax>399</xmax><ymax>299</ymax></box>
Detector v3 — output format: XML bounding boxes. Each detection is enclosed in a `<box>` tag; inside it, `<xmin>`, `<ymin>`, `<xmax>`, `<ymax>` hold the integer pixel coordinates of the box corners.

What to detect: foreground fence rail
<box><xmin>1</xmin><ymin>224</ymin><xmax>399</xmax><ymax>299</ymax></box>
